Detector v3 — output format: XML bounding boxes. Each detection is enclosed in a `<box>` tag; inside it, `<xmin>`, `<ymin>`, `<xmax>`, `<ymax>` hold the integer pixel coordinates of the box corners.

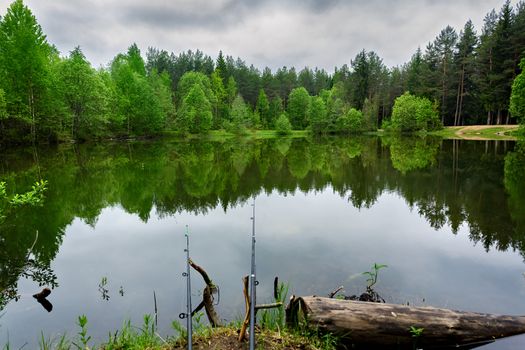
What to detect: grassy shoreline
<box><xmin>429</xmin><ymin>125</ymin><xmax>521</xmax><ymax>140</ymax></box>
<box><xmin>26</xmin><ymin>316</ymin><xmax>337</xmax><ymax>350</ymax></box>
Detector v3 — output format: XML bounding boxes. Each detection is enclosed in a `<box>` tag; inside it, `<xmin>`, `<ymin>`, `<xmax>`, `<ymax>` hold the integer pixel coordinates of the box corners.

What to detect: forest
<box><xmin>1</xmin><ymin>0</ymin><xmax>525</xmax><ymax>144</ymax></box>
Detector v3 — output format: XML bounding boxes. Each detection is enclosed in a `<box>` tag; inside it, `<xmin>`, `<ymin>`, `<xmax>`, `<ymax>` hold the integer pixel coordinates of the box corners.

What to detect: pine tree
<box><xmin>476</xmin><ymin>9</ymin><xmax>498</xmax><ymax>124</ymax></box>
<box><xmin>492</xmin><ymin>0</ymin><xmax>515</xmax><ymax>124</ymax></box>
<box><xmin>255</xmin><ymin>89</ymin><xmax>270</xmax><ymax>128</ymax></box>
<box><xmin>434</xmin><ymin>26</ymin><xmax>458</xmax><ymax>124</ymax></box>
<box><xmin>453</xmin><ymin>20</ymin><xmax>478</xmax><ymax>126</ymax></box>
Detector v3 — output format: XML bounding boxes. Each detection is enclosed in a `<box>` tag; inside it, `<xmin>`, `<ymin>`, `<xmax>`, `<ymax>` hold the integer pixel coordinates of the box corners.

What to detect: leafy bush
<box><xmin>308</xmin><ymin>96</ymin><xmax>328</xmax><ymax>133</ymax></box>
<box><xmin>390</xmin><ymin>92</ymin><xmax>441</xmax><ymax>132</ymax></box>
<box><xmin>275</xmin><ymin>113</ymin><xmax>292</xmax><ymax>135</ymax></box>
<box><xmin>510</xmin><ymin>58</ymin><xmax>525</xmax><ymax>125</ymax></box>
<box><xmin>337</xmin><ymin>108</ymin><xmax>364</xmax><ymax>133</ymax></box>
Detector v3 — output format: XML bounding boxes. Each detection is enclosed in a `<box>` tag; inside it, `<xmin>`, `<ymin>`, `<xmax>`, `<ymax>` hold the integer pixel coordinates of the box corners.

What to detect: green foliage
<box><xmin>308</xmin><ymin>96</ymin><xmax>328</xmax><ymax>133</ymax></box>
<box><xmin>260</xmin><ymin>281</ymin><xmax>289</xmax><ymax>331</ymax></box>
<box><xmin>225</xmin><ymin>94</ymin><xmax>251</xmax><ymax>134</ymax></box>
<box><xmin>337</xmin><ymin>108</ymin><xmax>364</xmax><ymax>133</ymax></box>
<box><xmin>362</xmin><ymin>98</ymin><xmax>379</xmax><ymax>130</ymax></box>
<box><xmin>74</xmin><ymin>315</ymin><xmax>91</xmax><ymax>349</ymax></box>
<box><xmin>409</xmin><ymin>326</ymin><xmax>424</xmax><ymax>338</ymax></box>
<box><xmin>111</xmin><ymin>46</ymin><xmax>167</xmax><ymax>136</ymax></box>
<box><xmin>104</xmin><ymin>315</ymin><xmax>163</xmax><ymax>350</ymax></box>
<box><xmin>210</xmin><ymin>69</ymin><xmax>227</xmax><ymax>128</ymax></box>
<box><xmin>275</xmin><ymin>113</ymin><xmax>292</xmax><ymax>135</ymax></box>
<box><xmin>504</xmin><ymin>142</ymin><xmax>525</xmax><ymax>235</ymax></box>
<box><xmin>256</xmin><ymin>89</ymin><xmax>271</xmax><ymax>127</ymax></box>
<box><xmin>268</xmin><ymin>96</ymin><xmax>284</xmax><ymax>126</ymax></box>
<box><xmin>385</xmin><ymin>137</ymin><xmax>440</xmax><ymax>174</ymax></box>
<box><xmin>178</xmin><ymin>84</ymin><xmax>213</xmax><ymax>134</ymax></box>
<box><xmin>9</xmin><ymin>179</ymin><xmax>48</xmax><ymax>206</ymax></box>
<box><xmin>0</xmin><ymin>0</ymin><xmax>53</xmax><ymax>142</ymax></box>
<box><xmin>225</xmin><ymin>76</ymin><xmax>237</xmax><ymax>108</ymax></box>
<box><xmin>362</xmin><ymin>263</ymin><xmax>387</xmax><ymax>289</ymax></box>
<box><xmin>287</xmin><ymin>87</ymin><xmax>310</xmax><ymax>129</ymax></box>
<box><xmin>38</xmin><ymin>331</ymin><xmax>70</xmax><ymax>350</ymax></box>
<box><xmin>510</xmin><ymin>58</ymin><xmax>525</xmax><ymax>124</ymax></box>
<box><xmin>1</xmin><ymin>179</ymin><xmax>48</xmax><ymax>224</ymax></box>
<box><xmin>126</xmin><ymin>43</ymin><xmax>146</xmax><ymax>76</ymax></box>
<box><xmin>149</xmin><ymin>69</ymin><xmax>175</xmax><ymax>127</ymax></box>
<box><xmin>390</xmin><ymin>93</ymin><xmax>442</xmax><ymax>132</ymax></box>
<box><xmin>58</xmin><ymin>47</ymin><xmax>110</xmax><ymax>140</ymax></box>
<box><xmin>177</xmin><ymin>71</ymin><xmax>216</xmax><ymax>108</ymax></box>
<box><xmin>0</xmin><ymin>88</ymin><xmax>7</xmax><ymax>120</ymax></box>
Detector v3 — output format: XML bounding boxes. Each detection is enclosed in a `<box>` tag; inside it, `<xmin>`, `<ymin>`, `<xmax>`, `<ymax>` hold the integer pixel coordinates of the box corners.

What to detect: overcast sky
<box><xmin>0</xmin><ymin>0</ymin><xmax>519</xmax><ymax>71</ymax></box>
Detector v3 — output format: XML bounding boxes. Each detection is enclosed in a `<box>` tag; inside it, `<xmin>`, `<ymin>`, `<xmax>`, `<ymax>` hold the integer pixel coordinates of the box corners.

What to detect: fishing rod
<box><xmin>249</xmin><ymin>199</ymin><xmax>257</xmax><ymax>350</ymax></box>
<box><xmin>179</xmin><ymin>225</ymin><xmax>193</xmax><ymax>350</ymax></box>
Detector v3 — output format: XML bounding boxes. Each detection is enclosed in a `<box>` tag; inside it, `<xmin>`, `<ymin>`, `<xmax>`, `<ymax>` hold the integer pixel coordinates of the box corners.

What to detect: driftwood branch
<box><xmin>328</xmin><ymin>286</ymin><xmax>344</xmax><ymax>298</ymax></box>
<box><xmin>189</xmin><ymin>259</ymin><xmax>213</xmax><ymax>286</ymax></box>
<box><xmin>188</xmin><ymin>259</ymin><xmax>222</xmax><ymax>327</ymax></box>
<box><xmin>238</xmin><ymin>275</ymin><xmax>283</xmax><ymax>342</ymax></box>
<box><xmin>255</xmin><ymin>302</ymin><xmax>282</xmax><ymax>310</ymax></box>
<box><xmin>238</xmin><ymin>276</ymin><xmax>251</xmax><ymax>342</ymax></box>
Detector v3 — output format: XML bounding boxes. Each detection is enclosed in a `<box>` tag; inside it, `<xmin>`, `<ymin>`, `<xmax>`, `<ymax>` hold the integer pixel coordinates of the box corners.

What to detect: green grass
<box><xmin>162</xmin><ymin>129</ymin><xmax>309</xmax><ymax>141</ymax></box>
<box><xmin>16</xmin><ymin>312</ymin><xmax>338</xmax><ymax>350</ymax></box>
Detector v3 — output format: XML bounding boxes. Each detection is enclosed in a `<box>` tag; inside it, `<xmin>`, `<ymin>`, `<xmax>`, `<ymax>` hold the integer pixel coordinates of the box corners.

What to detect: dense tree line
<box><xmin>1</xmin><ymin>0</ymin><xmax>525</xmax><ymax>144</ymax></box>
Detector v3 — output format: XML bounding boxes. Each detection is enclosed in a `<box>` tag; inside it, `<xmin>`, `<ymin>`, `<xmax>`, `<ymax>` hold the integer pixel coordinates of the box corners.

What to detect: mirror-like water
<box><xmin>1</xmin><ymin>136</ymin><xmax>525</xmax><ymax>349</ymax></box>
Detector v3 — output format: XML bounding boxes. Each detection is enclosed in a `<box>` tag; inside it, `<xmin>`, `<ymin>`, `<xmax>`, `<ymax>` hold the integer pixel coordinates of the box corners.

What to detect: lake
<box><xmin>1</xmin><ymin>136</ymin><xmax>525</xmax><ymax>349</ymax></box>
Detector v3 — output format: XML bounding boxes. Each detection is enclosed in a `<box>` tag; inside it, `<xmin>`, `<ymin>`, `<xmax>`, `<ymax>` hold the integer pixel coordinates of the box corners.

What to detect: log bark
<box><xmin>287</xmin><ymin>296</ymin><xmax>525</xmax><ymax>349</ymax></box>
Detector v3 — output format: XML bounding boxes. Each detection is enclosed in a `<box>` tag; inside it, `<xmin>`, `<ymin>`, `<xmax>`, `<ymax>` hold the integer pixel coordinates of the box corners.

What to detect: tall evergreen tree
<box><xmin>453</xmin><ymin>20</ymin><xmax>478</xmax><ymax>126</ymax></box>
<box><xmin>216</xmin><ymin>50</ymin><xmax>228</xmax><ymax>82</ymax></box>
<box><xmin>434</xmin><ymin>26</ymin><xmax>458</xmax><ymax>124</ymax></box>
<box><xmin>255</xmin><ymin>89</ymin><xmax>270</xmax><ymax>128</ymax></box>
<box><xmin>406</xmin><ymin>48</ymin><xmax>424</xmax><ymax>96</ymax></box>
<box><xmin>476</xmin><ymin>9</ymin><xmax>498</xmax><ymax>124</ymax></box>
<box><xmin>492</xmin><ymin>0</ymin><xmax>515</xmax><ymax>124</ymax></box>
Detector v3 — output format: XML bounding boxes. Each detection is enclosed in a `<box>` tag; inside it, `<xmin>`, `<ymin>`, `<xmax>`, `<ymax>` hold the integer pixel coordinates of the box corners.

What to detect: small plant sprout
<box><xmin>409</xmin><ymin>325</ymin><xmax>424</xmax><ymax>337</ymax></box>
<box><xmin>74</xmin><ymin>315</ymin><xmax>91</xmax><ymax>349</ymax></box>
<box><xmin>363</xmin><ymin>263</ymin><xmax>388</xmax><ymax>289</ymax></box>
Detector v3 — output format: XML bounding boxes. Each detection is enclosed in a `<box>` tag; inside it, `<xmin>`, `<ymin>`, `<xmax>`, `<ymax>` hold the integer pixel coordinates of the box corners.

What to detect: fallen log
<box><xmin>286</xmin><ymin>296</ymin><xmax>525</xmax><ymax>349</ymax></box>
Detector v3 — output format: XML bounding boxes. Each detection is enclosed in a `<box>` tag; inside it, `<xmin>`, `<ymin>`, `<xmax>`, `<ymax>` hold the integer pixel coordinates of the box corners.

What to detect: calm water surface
<box><xmin>1</xmin><ymin>137</ymin><xmax>525</xmax><ymax>348</ymax></box>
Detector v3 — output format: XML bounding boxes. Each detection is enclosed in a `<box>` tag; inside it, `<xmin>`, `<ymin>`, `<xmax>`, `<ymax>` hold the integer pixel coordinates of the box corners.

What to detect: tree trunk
<box><xmin>287</xmin><ymin>296</ymin><xmax>525</xmax><ymax>349</ymax></box>
<box><xmin>29</xmin><ymin>86</ymin><xmax>36</xmax><ymax>144</ymax></box>
<box><xmin>454</xmin><ymin>65</ymin><xmax>465</xmax><ymax>127</ymax></box>
<box><xmin>441</xmin><ymin>57</ymin><xmax>447</xmax><ymax>125</ymax></box>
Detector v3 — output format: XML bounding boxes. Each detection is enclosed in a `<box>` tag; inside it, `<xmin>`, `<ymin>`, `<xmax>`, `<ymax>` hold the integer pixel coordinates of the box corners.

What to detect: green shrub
<box><xmin>391</xmin><ymin>92</ymin><xmax>441</xmax><ymax>132</ymax></box>
<box><xmin>275</xmin><ymin>113</ymin><xmax>292</xmax><ymax>135</ymax></box>
<box><xmin>510</xmin><ymin>58</ymin><xmax>525</xmax><ymax>125</ymax></box>
<box><xmin>337</xmin><ymin>108</ymin><xmax>364</xmax><ymax>133</ymax></box>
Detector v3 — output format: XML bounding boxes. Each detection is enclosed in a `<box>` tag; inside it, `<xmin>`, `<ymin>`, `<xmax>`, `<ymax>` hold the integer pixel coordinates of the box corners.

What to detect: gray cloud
<box><xmin>0</xmin><ymin>0</ymin><xmax>518</xmax><ymax>70</ymax></box>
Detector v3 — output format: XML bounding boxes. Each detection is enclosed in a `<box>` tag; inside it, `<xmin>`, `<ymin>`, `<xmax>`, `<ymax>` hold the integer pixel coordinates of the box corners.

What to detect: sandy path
<box><xmin>452</xmin><ymin>125</ymin><xmax>519</xmax><ymax>140</ymax></box>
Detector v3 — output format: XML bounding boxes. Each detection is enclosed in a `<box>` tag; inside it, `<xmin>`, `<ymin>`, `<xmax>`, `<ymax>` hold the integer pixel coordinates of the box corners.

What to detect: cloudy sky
<box><xmin>0</xmin><ymin>0</ymin><xmax>518</xmax><ymax>71</ymax></box>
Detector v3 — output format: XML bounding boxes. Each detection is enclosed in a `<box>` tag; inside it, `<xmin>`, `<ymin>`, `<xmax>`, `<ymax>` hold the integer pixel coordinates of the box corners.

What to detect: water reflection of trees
<box><xmin>1</xmin><ymin>137</ymin><xmax>524</xmax><ymax>309</ymax></box>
